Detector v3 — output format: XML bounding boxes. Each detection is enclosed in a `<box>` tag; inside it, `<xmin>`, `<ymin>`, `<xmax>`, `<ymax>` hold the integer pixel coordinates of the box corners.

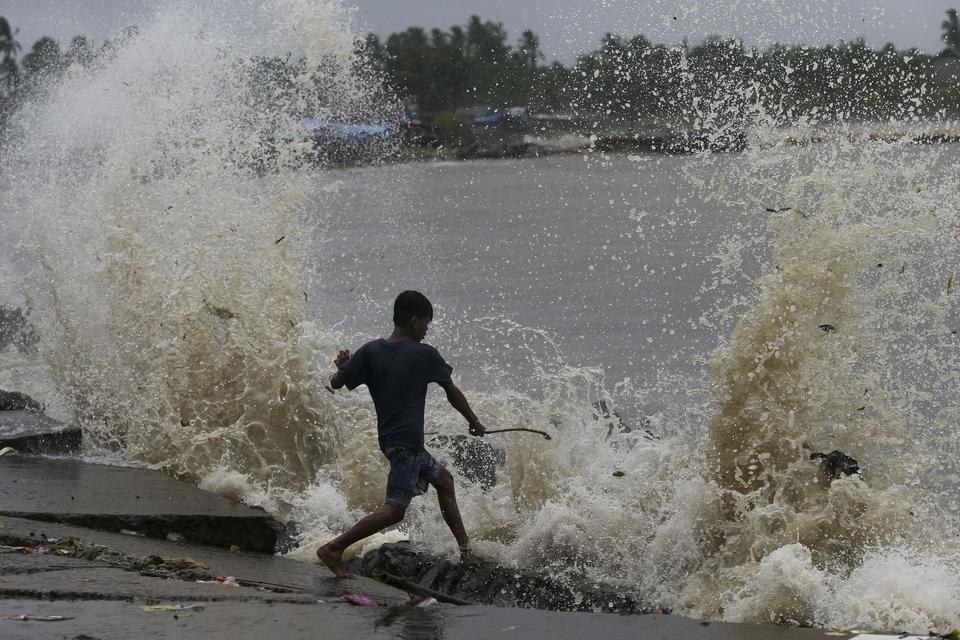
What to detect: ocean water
<box><xmin>3</xmin><ymin>0</ymin><xmax>960</xmax><ymax>632</ymax></box>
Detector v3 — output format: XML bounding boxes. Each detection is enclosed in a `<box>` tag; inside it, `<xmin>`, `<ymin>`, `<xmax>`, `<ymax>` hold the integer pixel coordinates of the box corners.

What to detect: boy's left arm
<box><xmin>329</xmin><ymin>349</ymin><xmax>351</xmax><ymax>389</ymax></box>
<box><xmin>440</xmin><ymin>381</ymin><xmax>486</xmax><ymax>437</ymax></box>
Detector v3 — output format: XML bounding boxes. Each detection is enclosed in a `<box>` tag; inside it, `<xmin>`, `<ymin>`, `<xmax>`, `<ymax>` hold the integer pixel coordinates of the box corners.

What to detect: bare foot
<box><xmin>316</xmin><ymin>545</ymin><xmax>351</xmax><ymax>578</ymax></box>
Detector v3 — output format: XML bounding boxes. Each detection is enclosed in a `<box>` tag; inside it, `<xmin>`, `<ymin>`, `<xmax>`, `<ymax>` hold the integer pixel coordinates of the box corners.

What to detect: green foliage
<box><xmin>943</xmin><ymin>9</ymin><xmax>960</xmax><ymax>51</ymax></box>
<box><xmin>0</xmin><ymin>16</ymin><xmax>20</xmax><ymax>129</ymax></box>
<box><xmin>3</xmin><ymin>10</ymin><xmax>960</xmax><ymax>140</ymax></box>
<box><xmin>374</xmin><ymin>13</ymin><xmax>960</xmax><ymax>126</ymax></box>
<box><xmin>431</xmin><ymin>110</ymin><xmax>475</xmax><ymax>146</ymax></box>
<box><xmin>0</xmin><ymin>17</ymin><xmax>150</xmax><ymax>134</ymax></box>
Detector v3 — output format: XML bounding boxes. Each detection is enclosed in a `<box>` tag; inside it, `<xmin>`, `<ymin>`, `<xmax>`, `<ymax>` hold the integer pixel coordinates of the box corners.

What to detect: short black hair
<box><xmin>393</xmin><ymin>290</ymin><xmax>433</xmax><ymax>326</ymax></box>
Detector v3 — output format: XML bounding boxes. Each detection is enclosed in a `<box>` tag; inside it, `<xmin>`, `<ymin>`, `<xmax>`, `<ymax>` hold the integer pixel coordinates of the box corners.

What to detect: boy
<box><xmin>316</xmin><ymin>290</ymin><xmax>486</xmax><ymax>578</ymax></box>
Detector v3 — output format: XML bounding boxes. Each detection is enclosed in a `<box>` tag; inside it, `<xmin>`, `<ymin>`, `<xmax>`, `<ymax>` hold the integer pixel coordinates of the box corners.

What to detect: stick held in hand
<box><xmin>484</xmin><ymin>428</ymin><xmax>552</xmax><ymax>440</ymax></box>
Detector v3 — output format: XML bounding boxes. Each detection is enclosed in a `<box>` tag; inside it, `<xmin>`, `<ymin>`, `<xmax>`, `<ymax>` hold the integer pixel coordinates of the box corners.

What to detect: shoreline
<box><xmin>393</xmin><ymin>122</ymin><xmax>960</xmax><ymax>164</ymax></box>
<box><xmin>0</xmin><ymin>402</ymin><xmax>929</xmax><ymax>639</ymax></box>
<box><xmin>0</xmin><ymin>513</ymin><xmax>861</xmax><ymax>640</ymax></box>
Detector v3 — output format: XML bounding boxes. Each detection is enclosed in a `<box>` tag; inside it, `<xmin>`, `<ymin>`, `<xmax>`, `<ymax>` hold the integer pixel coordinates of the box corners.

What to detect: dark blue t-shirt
<box><xmin>337</xmin><ymin>338</ymin><xmax>453</xmax><ymax>452</ymax></box>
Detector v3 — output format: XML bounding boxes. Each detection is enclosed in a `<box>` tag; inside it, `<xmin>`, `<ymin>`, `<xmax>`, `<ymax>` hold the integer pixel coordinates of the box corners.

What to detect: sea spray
<box><xmin>4</xmin><ymin>0</ymin><xmax>960</xmax><ymax>632</ymax></box>
<box><xmin>0</xmin><ymin>0</ymin><xmax>400</xmax><ymax>492</ymax></box>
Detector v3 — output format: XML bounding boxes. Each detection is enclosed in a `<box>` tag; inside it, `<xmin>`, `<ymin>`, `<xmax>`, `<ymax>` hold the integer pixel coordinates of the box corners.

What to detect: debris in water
<box><xmin>949</xmin><ymin>274</ymin><xmax>954</xmax><ymax>295</ymax></box>
<box><xmin>343</xmin><ymin>594</ymin><xmax>377</xmax><ymax>607</ymax></box>
<box><xmin>810</xmin><ymin>450</ymin><xmax>860</xmax><ymax>479</ymax></box>
<box><xmin>0</xmin><ymin>447</ymin><xmax>16</xmax><ymax>457</ymax></box>
<box><xmin>765</xmin><ymin>206</ymin><xmax>792</xmax><ymax>213</ymax></box>
<box><xmin>140</xmin><ymin>604</ymin><xmax>205</xmax><ymax>613</ymax></box>
<box><xmin>612</xmin><ymin>471</ymin><xmax>625</xmax><ymax>477</ymax></box>
<box><xmin>274</xmin><ymin>235</ymin><xmax>285</xmax><ymax>245</ymax></box>
<box><xmin>818</xmin><ymin>324</ymin><xmax>837</xmax><ymax>333</ymax></box>
<box><xmin>201</xmin><ymin>298</ymin><xmax>238</xmax><ymax>320</ymax></box>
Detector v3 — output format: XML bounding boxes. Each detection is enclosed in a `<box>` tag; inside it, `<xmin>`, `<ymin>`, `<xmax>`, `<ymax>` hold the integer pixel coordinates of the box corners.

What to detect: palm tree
<box><xmin>942</xmin><ymin>8</ymin><xmax>960</xmax><ymax>51</ymax></box>
<box><xmin>0</xmin><ymin>17</ymin><xmax>20</xmax><ymax>92</ymax></box>
<box><xmin>517</xmin><ymin>30</ymin><xmax>541</xmax><ymax>69</ymax></box>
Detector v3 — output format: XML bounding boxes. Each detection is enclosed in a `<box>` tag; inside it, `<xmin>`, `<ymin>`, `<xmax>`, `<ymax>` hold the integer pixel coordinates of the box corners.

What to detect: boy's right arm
<box><xmin>441</xmin><ymin>381</ymin><xmax>486</xmax><ymax>437</ymax></box>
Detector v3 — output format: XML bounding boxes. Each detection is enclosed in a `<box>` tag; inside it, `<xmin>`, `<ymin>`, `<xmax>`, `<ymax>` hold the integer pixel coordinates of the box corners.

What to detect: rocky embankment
<box><xmin>356</xmin><ymin>542</ymin><xmax>654</xmax><ymax>614</ymax></box>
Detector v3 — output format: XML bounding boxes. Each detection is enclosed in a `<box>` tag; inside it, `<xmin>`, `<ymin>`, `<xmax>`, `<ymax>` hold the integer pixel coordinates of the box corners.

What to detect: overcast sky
<box><xmin>1</xmin><ymin>0</ymin><xmax>958</xmax><ymax>63</ymax></box>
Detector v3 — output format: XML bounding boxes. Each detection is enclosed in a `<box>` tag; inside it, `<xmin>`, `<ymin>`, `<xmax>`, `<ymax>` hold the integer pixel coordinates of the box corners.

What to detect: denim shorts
<box><xmin>383</xmin><ymin>446</ymin><xmax>445</xmax><ymax>509</ymax></box>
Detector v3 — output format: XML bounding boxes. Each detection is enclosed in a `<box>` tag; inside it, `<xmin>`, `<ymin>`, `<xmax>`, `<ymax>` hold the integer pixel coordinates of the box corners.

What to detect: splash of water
<box><xmin>4</xmin><ymin>0</ymin><xmax>960</xmax><ymax>633</ymax></box>
<box><xmin>1</xmin><ymin>0</ymin><xmax>399</xmax><ymax>489</ymax></box>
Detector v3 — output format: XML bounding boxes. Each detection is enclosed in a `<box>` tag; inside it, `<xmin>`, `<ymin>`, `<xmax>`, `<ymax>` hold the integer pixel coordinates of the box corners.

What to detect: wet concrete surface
<box><xmin>0</xmin><ymin>414</ymin><xmax>898</xmax><ymax>639</ymax></box>
<box><xmin>0</xmin><ymin>553</ymin><xmax>319</xmax><ymax>603</ymax></box>
<box><xmin>0</xmin><ymin>516</ymin><xmax>878</xmax><ymax>639</ymax></box>
<box><xmin>0</xmin><ymin>411</ymin><xmax>81</xmax><ymax>454</ymax></box>
<box><xmin>0</xmin><ymin>515</ymin><xmax>409</xmax><ymax>604</ymax></box>
<box><xmin>0</xmin><ymin>456</ymin><xmax>279</xmax><ymax>552</ymax></box>
<box><xmin>0</xmin><ymin>596</ymin><xmax>872</xmax><ymax>640</ymax></box>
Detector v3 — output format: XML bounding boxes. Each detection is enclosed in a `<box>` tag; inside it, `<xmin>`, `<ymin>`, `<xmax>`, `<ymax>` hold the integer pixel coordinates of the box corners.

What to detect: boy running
<box><xmin>317</xmin><ymin>291</ymin><xmax>486</xmax><ymax>577</ymax></box>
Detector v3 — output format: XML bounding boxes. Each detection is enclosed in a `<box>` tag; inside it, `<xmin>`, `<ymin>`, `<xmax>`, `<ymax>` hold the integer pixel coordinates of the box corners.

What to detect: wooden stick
<box><xmin>375</xmin><ymin>571</ymin><xmax>474</xmax><ymax>606</ymax></box>
<box><xmin>484</xmin><ymin>428</ymin><xmax>552</xmax><ymax>440</ymax></box>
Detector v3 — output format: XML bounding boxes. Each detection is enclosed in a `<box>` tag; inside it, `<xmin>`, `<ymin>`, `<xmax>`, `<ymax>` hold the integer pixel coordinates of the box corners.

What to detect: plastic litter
<box><xmin>2</xmin><ymin>614</ymin><xmax>74</xmax><ymax>622</ymax></box>
<box><xmin>415</xmin><ymin>597</ymin><xmax>438</xmax><ymax>608</ymax></box>
<box><xmin>0</xmin><ymin>545</ymin><xmax>33</xmax><ymax>554</ymax></box>
<box><xmin>140</xmin><ymin>604</ymin><xmax>205</xmax><ymax>613</ymax></box>
<box><xmin>0</xmin><ymin>447</ymin><xmax>16</xmax><ymax>457</ymax></box>
<box><xmin>343</xmin><ymin>594</ymin><xmax>377</xmax><ymax>607</ymax></box>
<box><xmin>215</xmin><ymin>576</ymin><xmax>240</xmax><ymax>586</ymax></box>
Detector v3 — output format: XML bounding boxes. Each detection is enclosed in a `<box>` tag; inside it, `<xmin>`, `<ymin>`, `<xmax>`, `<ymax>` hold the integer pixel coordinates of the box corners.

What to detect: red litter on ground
<box><xmin>343</xmin><ymin>594</ymin><xmax>377</xmax><ymax>606</ymax></box>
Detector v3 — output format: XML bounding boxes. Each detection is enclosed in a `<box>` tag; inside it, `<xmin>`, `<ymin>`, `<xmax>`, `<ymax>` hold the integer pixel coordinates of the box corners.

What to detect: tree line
<box><xmin>3</xmin><ymin>11</ymin><xmax>960</xmax><ymax>137</ymax></box>
<box><xmin>368</xmin><ymin>12</ymin><xmax>960</xmax><ymax>127</ymax></box>
<box><xmin>0</xmin><ymin>18</ymin><xmax>141</xmax><ymax>135</ymax></box>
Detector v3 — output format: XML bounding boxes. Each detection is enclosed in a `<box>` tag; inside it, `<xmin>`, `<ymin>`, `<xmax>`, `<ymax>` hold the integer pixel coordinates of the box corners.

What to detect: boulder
<box><xmin>0</xmin><ymin>389</ymin><xmax>42</xmax><ymax>412</ymax></box>
<box><xmin>0</xmin><ymin>410</ymin><xmax>80</xmax><ymax>455</ymax></box>
<box><xmin>0</xmin><ymin>456</ymin><xmax>280</xmax><ymax>553</ymax></box>
<box><xmin>357</xmin><ymin>542</ymin><xmax>656</xmax><ymax>614</ymax></box>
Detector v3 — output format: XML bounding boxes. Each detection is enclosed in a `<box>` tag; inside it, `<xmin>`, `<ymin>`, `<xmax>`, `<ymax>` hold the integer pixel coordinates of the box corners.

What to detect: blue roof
<box><xmin>299</xmin><ymin>119</ymin><xmax>396</xmax><ymax>140</ymax></box>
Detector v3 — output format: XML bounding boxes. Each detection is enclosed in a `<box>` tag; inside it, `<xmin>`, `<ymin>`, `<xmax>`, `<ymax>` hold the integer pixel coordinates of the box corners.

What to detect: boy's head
<box><xmin>393</xmin><ymin>290</ymin><xmax>433</xmax><ymax>341</ymax></box>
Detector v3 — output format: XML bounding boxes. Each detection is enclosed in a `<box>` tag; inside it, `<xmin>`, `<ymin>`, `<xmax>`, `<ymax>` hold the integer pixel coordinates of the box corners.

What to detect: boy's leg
<box><xmin>429</xmin><ymin>468</ymin><xmax>470</xmax><ymax>557</ymax></box>
<box><xmin>316</xmin><ymin>504</ymin><xmax>405</xmax><ymax>578</ymax></box>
